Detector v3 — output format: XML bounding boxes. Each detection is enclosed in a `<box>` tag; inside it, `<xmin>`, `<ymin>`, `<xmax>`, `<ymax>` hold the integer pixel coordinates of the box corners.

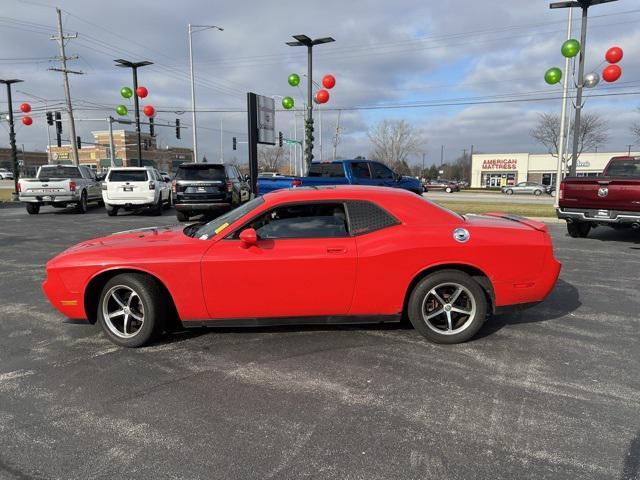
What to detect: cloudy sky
<box><xmin>1</xmin><ymin>0</ymin><xmax>639</xmax><ymax>166</ymax></box>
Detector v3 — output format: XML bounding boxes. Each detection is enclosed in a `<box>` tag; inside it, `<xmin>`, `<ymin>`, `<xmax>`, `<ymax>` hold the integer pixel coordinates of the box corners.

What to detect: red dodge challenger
<box><xmin>43</xmin><ymin>186</ymin><xmax>561</xmax><ymax>347</ymax></box>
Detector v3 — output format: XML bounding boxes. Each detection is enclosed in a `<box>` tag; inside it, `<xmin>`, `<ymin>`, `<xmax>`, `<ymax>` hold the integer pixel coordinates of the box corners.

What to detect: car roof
<box><xmin>178</xmin><ymin>163</ymin><xmax>225</xmax><ymax>169</ymax></box>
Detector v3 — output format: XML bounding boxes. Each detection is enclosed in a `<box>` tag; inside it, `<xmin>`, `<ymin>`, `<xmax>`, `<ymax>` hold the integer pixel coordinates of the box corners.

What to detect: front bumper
<box><xmin>557</xmin><ymin>207</ymin><xmax>640</xmax><ymax>224</ymax></box>
<box><xmin>42</xmin><ymin>269</ymin><xmax>86</xmax><ymax>320</ymax></box>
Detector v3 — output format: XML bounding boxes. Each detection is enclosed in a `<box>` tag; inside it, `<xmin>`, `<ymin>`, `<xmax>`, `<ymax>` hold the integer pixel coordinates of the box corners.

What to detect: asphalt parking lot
<box><xmin>1</xmin><ymin>203</ymin><xmax>639</xmax><ymax>480</ymax></box>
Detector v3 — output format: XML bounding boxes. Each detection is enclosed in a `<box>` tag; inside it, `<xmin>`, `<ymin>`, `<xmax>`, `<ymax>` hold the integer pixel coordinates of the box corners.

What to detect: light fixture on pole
<box><xmin>114</xmin><ymin>59</ymin><xmax>153</xmax><ymax>167</ymax></box>
<box><xmin>188</xmin><ymin>24</ymin><xmax>223</xmax><ymax>163</ymax></box>
<box><xmin>549</xmin><ymin>0</ymin><xmax>618</xmax><ymax>177</ymax></box>
<box><xmin>286</xmin><ymin>34</ymin><xmax>335</xmax><ymax>173</ymax></box>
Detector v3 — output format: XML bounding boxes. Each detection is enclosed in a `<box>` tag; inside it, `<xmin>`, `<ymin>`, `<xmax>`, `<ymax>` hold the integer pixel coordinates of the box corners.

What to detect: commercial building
<box><xmin>0</xmin><ymin>148</ymin><xmax>48</xmax><ymax>176</ymax></box>
<box><xmin>47</xmin><ymin>129</ymin><xmax>194</xmax><ymax>173</ymax></box>
<box><xmin>470</xmin><ymin>151</ymin><xmax>640</xmax><ymax>188</ymax></box>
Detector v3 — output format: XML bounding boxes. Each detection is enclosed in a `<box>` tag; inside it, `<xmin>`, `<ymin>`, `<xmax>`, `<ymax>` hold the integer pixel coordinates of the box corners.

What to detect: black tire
<box><xmin>26</xmin><ymin>203</ymin><xmax>40</xmax><ymax>215</ymax></box>
<box><xmin>445</xmin><ymin>187</ymin><xmax>452</xmax><ymax>193</ymax></box>
<box><xmin>97</xmin><ymin>273</ymin><xmax>168</xmax><ymax>348</ymax></box>
<box><xmin>534</xmin><ymin>189</ymin><xmax>542</xmax><ymax>196</ymax></box>
<box><xmin>163</xmin><ymin>192</ymin><xmax>172</xmax><ymax>210</ymax></box>
<box><xmin>106</xmin><ymin>204</ymin><xmax>118</xmax><ymax>217</ymax></box>
<box><xmin>505</xmin><ymin>189</ymin><xmax>513</xmax><ymax>195</ymax></box>
<box><xmin>152</xmin><ymin>195</ymin><xmax>163</xmax><ymax>216</ymax></box>
<box><xmin>407</xmin><ymin>270</ymin><xmax>488</xmax><ymax>344</ymax></box>
<box><xmin>567</xmin><ymin>221</ymin><xmax>591</xmax><ymax>238</ymax></box>
<box><xmin>97</xmin><ymin>199</ymin><xmax>105</xmax><ymax>207</ymax></box>
<box><xmin>176</xmin><ymin>210</ymin><xmax>190</xmax><ymax>222</ymax></box>
<box><xmin>75</xmin><ymin>190</ymin><xmax>88</xmax><ymax>214</ymax></box>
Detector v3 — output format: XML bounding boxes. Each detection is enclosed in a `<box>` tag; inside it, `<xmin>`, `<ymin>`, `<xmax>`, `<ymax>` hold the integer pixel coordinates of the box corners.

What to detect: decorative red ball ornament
<box><xmin>22</xmin><ymin>116</ymin><xmax>33</xmax><ymax>126</ymax></box>
<box><xmin>602</xmin><ymin>64</ymin><xmax>622</xmax><ymax>83</ymax></box>
<box><xmin>315</xmin><ymin>89</ymin><xmax>330</xmax><ymax>104</ymax></box>
<box><xmin>605</xmin><ymin>46</ymin><xmax>623</xmax><ymax>64</ymax></box>
<box><xmin>20</xmin><ymin>103</ymin><xmax>31</xmax><ymax>113</ymax></box>
<box><xmin>136</xmin><ymin>86</ymin><xmax>148</xmax><ymax>98</ymax></box>
<box><xmin>143</xmin><ymin>105</ymin><xmax>155</xmax><ymax>117</ymax></box>
<box><xmin>322</xmin><ymin>74</ymin><xmax>336</xmax><ymax>89</ymax></box>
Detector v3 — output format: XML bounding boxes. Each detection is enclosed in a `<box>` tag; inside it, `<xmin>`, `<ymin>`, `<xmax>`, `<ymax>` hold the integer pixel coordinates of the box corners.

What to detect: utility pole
<box><xmin>440</xmin><ymin>145</ymin><xmax>444</xmax><ymax>165</ymax></box>
<box><xmin>0</xmin><ymin>79</ymin><xmax>23</xmax><ymax>196</ymax></box>
<box><xmin>332</xmin><ymin>110</ymin><xmax>342</xmax><ymax>162</ymax></box>
<box><xmin>50</xmin><ymin>7</ymin><xmax>82</xmax><ymax>165</ymax></box>
<box><xmin>628</xmin><ymin>144</ymin><xmax>633</xmax><ymax>156</ymax></box>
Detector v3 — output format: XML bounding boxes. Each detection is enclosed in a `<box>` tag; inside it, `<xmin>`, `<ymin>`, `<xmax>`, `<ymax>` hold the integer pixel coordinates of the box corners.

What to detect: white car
<box><xmin>0</xmin><ymin>168</ymin><xmax>14</xmax><ymax>180</ymax></box>
<box><xmin>102</xmin><ymin>167</ymin><xmax>171</xmax><ymax>216</ymax></box>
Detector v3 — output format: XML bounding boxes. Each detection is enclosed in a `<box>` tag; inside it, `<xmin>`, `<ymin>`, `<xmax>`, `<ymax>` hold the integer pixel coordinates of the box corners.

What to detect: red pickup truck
<box><xmin>557</xmin><ymin>156</ymin><xmax>640</xmax><ymax>237</ymax></box>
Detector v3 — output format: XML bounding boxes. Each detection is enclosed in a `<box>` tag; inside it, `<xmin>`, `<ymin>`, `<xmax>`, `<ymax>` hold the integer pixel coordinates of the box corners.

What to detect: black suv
<box><xmin>172</xmin><ymin>163</ymin><xmax>251</xmax><ymax>222</ymax></box>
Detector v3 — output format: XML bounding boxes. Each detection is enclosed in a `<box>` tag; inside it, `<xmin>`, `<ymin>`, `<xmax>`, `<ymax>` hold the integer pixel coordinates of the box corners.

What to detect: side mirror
<box><xmin>239</xmin><ymin>228</ymin><xmax>258</xmax><ymax>247</ymax></box>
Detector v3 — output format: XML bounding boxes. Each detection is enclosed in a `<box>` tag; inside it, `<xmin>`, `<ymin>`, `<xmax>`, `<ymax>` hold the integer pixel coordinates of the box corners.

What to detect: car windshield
<box><xmin>606</xmin><ymin>159</ymin><xmax>640</xmax><ymax>177</ymax></box>
<box><xmin>108</xmin><ymin>170</ymin><xmax>148</xmax><ymax>182</ymax></box>
<box><xmin>189</xmin><ymin>197</ymin><xmax>265</xmax><ymax>240</ymax></box>
<box><xmin>38</xmin><ymin>166</ymin><xmax>80</xmax><ymax>179</ymax></box>
<box><xmin>176</xmin><ymin>165</ymin><xmax>226</xmax><ymax>181</ymax></box>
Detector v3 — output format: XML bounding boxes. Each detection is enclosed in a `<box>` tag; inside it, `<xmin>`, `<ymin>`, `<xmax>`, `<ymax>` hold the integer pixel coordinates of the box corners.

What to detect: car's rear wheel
<box><xmin>106</xmin><ymin>204</ymin><xmax>118</xmax><ymax>216</ymax></box>
<box><xmin>26</xmin><ymin>203</ymin><xmax>40</xmax><ymax>215</ymax></box>
<box><xmin>567</xmin><ymin>221</ymin><xmax>591</xmax><ymax>238</ymax></box>
<box><xmin>176</xmin><ymin>210</ymin><xmax>189</xmax><ymax>222</ymax></box>
<box><xmin>445</xmin><ymin>187</ymin><xmax>452</xmax><ymax>193</ymax></box>
<box><xmin>505</xmin><ymin>189</ymin><xmax>513</xmax><ymax>195</ymax></box>
<box><xmin>152</xmin><ymin>195</ymin><xmax>162</xmax><ymax>216</ymax></box>
<box><xmin>534</xmin><ymin>189</ymin><xmax>542</xmax><ymax>196</ymax></box>
<box><xmin>97</xmin><ymin>273</ymin><xmax>167</xmax><ymax>347</ymax></box>
<box><xmin>75</xmin><ymin>190</ymin><xmax>88</xmax><ymax>214</ymax></box>
<box><xmin>164</xmin><ymin>193</ymin><xmax>172</xmax><ymax>209</ymax></box>
<box><xmin>407</xmin><ymin>270</ymin><xmax>487</xmax><ymax>344</ymax></box>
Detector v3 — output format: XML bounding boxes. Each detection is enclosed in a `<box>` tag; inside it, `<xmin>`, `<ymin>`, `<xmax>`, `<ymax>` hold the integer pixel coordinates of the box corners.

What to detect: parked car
<box><xmin>557</xmin><ymin>155</ymin><xmax>640</xmax><ymax>238</ymax></box>
<box><xmin>256</xmin><ymin>159</ymin><xmax>423</xmax><ymax>195</ymax></box>
<box><xmin>102</xmin><ymin>166</ymin><xmax>171</xmax><ymax>216</ymax></box>
<box><xmin>172</xmin><ymin>163</ymin><xmax>251</xmax><ymax>222</ymax></box>
<box><xmin>18</xmin><ymin>164</ymin><xmax>102</xmax><ymax>214</ymax></box>
<box><xmin>501</xmin><ymin>182</ymin><xmax>551</xmax><ymax>196</ymax></box>
<box><xmin>43</xmin><ymin>185</ymin><xmax>560</xmax><ymax>348</ymax></box>
<box><xmin>424</xmin><ymin>179</ymin><xmax>460</xmax><ymax>193</ymax></box>
<box><xmin>0</xmin><ymin>168</ymin><xmax>14</xmax><ymax>180</ymax></box>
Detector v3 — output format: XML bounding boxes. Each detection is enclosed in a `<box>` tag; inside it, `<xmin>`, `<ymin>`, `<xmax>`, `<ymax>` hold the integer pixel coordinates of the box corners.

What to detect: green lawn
<box><xmin>0</xmin><ymin>189</ymin><xmax>14</xmax><ymax>202</ymax></box>
<box><xmin>436</xmin><ymin>201</ymin><xmax>556</xmax><ymax>218</ymax></box>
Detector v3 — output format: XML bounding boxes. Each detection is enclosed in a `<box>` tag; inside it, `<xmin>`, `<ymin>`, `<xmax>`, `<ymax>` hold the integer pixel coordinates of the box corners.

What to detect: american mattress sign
<box><xmin>481</xmin><ymin>158</ymin><xmax>518</xmax><ymax>170</ymax></box>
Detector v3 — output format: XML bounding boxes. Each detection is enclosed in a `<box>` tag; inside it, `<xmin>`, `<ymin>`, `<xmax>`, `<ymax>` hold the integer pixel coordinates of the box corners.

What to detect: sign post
<box><xmin>247</xmin><ymin>92</ymin><xmax>275</xmax><ymax>196</ymax></box>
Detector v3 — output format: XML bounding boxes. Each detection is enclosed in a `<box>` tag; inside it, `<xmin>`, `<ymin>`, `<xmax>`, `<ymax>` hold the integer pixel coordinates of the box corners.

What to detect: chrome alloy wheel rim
<box><xmin>421</xmin><ymin>282</ymin><xmax>477</xmax><ymax>335</ymax></box>
<box><xmin>102</xmin><ymin>285</ymin><xmax>145</xmax><ymax>339</ymax></box>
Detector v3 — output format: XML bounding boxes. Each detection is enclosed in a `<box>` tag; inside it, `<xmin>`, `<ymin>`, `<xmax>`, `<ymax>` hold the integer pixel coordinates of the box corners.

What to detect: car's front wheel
<box><xmin>445</xmin><ymin>187</ymin><xmax>452</xmax><ymax>193</ymax></box>
<box><xmin>567</xmin><ymin>221</ymin><xmax>591</xmax><ymax>238</ymax></box>
<box><xmin>75</xmin><ymin>190</ymin><xmax>88</xmax><ymax>214</ymax></box>
<box><xmin>505</xmin><ymin>189</ymin><xmax>513</xmax><ymax>195</ymax></box>
<box><xmin>97</xmin><ymin>273</ymin><xmax>168</xmax><ymax>347</ymax></box>
<box><xmin>407</xmin><ymin>270</ymin><xmax>487</xmax><ymax>344</ymax></box>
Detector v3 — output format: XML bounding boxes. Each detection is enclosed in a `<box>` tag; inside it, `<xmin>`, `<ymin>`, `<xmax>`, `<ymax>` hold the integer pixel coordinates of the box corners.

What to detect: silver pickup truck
<box><xmin>18</xmin><ymin>164</ymin><xmax>103</xmax><ymax>214</ymax></box>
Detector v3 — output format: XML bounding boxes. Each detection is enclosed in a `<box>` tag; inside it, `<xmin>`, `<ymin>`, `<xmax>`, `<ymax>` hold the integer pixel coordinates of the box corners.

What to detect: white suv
<box><xmin>102</xmin><ymin>167</ymin><xmax>171</xmax><ymax>216</ymax></box>
<box><xmin>0</xmin><ymin>168</ymin><xmax>14</xmax><ymax>180</ymax></box>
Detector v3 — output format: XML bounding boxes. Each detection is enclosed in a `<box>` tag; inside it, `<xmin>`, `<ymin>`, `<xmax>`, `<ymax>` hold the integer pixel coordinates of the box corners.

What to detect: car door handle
<box><xmin>326</xmin><ymin>247</ymin><xmax>347</xmax><ymax>254</ymax></box>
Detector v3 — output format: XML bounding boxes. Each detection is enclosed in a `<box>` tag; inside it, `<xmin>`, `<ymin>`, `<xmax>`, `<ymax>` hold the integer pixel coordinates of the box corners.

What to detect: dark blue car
<box><xmin>257</xmin><ymin>159</ymin><xmax>424</xmax><ymax>195</ymax></box>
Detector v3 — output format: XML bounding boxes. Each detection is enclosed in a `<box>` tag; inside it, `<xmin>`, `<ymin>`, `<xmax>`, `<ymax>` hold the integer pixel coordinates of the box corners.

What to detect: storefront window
<box><xmin>542</xmin><ymin>173</ymin><xmax>556</xmax><ymax>186</ymax></box>
<box><xmin>482</xmin><ymin>173</ymin><xmax>516</xmax><ymax>187</ymax></box>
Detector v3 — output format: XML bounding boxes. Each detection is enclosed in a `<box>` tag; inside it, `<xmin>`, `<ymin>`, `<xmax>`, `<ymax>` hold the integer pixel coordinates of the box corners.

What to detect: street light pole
<box><xmin>555</xmin><ymin>7</ymin><xmax>573</xmax><ymax>207</ymax></box>
<box><xmin>286</xmin><ymin>34</ymin><xmax>335</xmax><ymax>173</ymax></box>
<box><xmin>549</xmin><ymin>0</ymin><xmax>618</xmax><ymax>177</ymax></box>
<box><xmin>1</xmin><ymin>79</ymin><xmax>23</xmax><ymax>196</ymax></box>
<box><xmin>188</xmin><ymin>24</ymin><xmax>223</xmax><ymax>164</ymax></box>
<box><xmin>114</xmin><ymin>59</ymin><xmax>153</xmax><ymax>167</ymax></box>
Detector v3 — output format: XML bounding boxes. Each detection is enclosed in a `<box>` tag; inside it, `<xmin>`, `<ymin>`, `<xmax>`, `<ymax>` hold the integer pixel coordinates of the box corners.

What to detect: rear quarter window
<box><xmin>108</xmin><ymin>170</ymin><xmax>148</xmax><ymax>182</ymax></box>
<box><xmin>346</xmin><ymin>200</ymin><xmax>399</xmax><ymax>235</ymax></box>
<box><xmin>176</xmin><ymin>166</ymin><xmax>226</xmax><ymax>181</ymax></box>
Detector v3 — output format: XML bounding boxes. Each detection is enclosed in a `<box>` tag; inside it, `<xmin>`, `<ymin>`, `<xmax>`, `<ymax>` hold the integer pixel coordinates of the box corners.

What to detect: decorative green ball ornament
<box><xmin>287</xmin><ymin>74</ymin><xmax>300</xmax><ymax>87</ymax></box>
<box><xmin>120</xmin><ymin>86</ymin><xmax>133</xmax><ymax>99</ymax></box>
<box><xmin>561</xmin><ymin>39</ymin><xmax>581</xmax><ymax>58</ymax></box>
<box><xmin>116</xmin><ymin>104</ymin><xmax>128</xmax><ymax>116</ymax></box>
<box><xmin>544</xmin><ymin>67</ymin><xmax>562</xmax><ymax>85</ymax></box>
<box><xmin>282</xmin><ymin>96</ymin><xmax>295</xmax><ymax>110</ymax></box>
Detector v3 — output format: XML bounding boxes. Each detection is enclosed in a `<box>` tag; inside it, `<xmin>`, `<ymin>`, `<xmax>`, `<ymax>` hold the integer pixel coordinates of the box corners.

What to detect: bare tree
<box><xmin>531</xmin><ymin>112</ymin><xmax>609</xmax><ymax>157</ymax></box>
<box><xmin>368</xmin><ymin>119</ymin><xmax>424</xmax><ymax>171</ymax></box>
<box><xmin>257</xmin><ymin>145</ymin><xmax>286</xmax><ymax>173</ymax></box>
<box><xmin>632</xmin><ymin>107</ymin><xmax>640</xmax><ymax>144</ymax></box>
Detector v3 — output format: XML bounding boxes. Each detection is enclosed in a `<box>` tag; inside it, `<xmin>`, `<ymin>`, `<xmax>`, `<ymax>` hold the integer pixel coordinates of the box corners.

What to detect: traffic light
<box><xmin>46</xmin><ymin>111</ymin><xmax>53</xmax><ymax>126</ymax></box>
<box><xmin>76</xmin><ymin>136</ymin><xmax>81</xmax><ymax>149</ymax></box>
<box><xmin>232</xmin><ymin>137</ymin><xmax>237</xmax><ymax>150</ymax></box>
<box><xmin>55</xmin><ymin>111</ymin><xmax>62</xmax><ymax>147</ymax></box>
<box><xmin>175</xmin><ymin>118</ymin><xmax>180</xmax><ymax>139</ymax></box>
<box><xmin>278</xmin><ymin>131</ymin><xmax>283</xmax><ymax>148</ymax></box>
<box><xmin>149</xmin><ymin>117</ymin><xmax>155</xmax><ymax>137</ymax></box>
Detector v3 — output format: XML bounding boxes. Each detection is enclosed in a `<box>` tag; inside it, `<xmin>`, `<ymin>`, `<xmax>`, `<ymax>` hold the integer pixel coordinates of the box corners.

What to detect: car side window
<box><xmin>238</xmin><ymin>202</ymin><xmax>349</xmax><ymax>239</ymax></box>
<box><xmin>345</xmin><ymin>200</ymin><xmax>399</xmax><ymax>235</ymax></box>
<box><xmin>370</xmin><ymin>162</ymin><xmax>394</xmax><ymax>180</ymax></box>
<box><xmin>227</xmin><ymin>167</ymin><xmax>237</xmax><ymax>180</ymax></box>
<box><xmin>351</xmin><ymin>162</ymin><xmax>371</xmax><ymax>179</ymax></box>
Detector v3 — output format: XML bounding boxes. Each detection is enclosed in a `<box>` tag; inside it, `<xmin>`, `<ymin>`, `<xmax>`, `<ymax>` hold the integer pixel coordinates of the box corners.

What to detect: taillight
<box><xmin>17</xmin><ymin>181</ymin><xmax>21</xmax><ymax>193</ymax></box>
<box><xmin>148</xmin><ymin>181</ymin><xmax>155</xmax><ymax>190</ymax></box>
<box><xmin>291</xmin><ymin>179</ymin><xmax>302</xmax><ymax>188</ymax></box>
<box><xmin>559</xmin><ymin>181</ymin><xmax>564</xmax><ymax>200</ymax></box>
<box><xmin>225</xmin><ymin>179</ymin><xmax>232</xmax><ymax>191</ymax></box>
<box><xmin>171</xmin><ymin>180</ymin><xmax>176</xmax><ymax>193</ymax></box>
<box><xmin>69</xmin><ymin>181</ymin><xmax>76</xmax><ymax>192</ymax></box>
<box><xmin>101</xmin><ymin>183</ymin><xmax>107</xmax><ymax>190</ymax></box>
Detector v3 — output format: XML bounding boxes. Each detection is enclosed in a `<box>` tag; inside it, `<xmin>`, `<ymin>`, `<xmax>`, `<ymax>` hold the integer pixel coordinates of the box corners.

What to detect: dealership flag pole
<box><xmin>555</xmin><ymin>7</ymin><xmax>573</xmax><ymax>208</ymax></box>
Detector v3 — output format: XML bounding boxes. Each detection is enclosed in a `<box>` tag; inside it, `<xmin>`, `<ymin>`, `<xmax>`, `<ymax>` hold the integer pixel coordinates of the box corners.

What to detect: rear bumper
<box><xmin>557</xmin><ymin>207</ymin><xmax>640</xmax><ymax>224</ymax></box>
<box><xmin>20</xmin><ymin>193</ymin><xmax>79</xmax><ymax>203</ymax></box>
<box><xmin>494</xmin><ymin>256</ymin><xmax>561</xmax><ymax>307</ymax></box>
<box><xmin>175</xmin><ymin>202</ymin><xmax>231</xmax><ymax>211</ymax></box>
